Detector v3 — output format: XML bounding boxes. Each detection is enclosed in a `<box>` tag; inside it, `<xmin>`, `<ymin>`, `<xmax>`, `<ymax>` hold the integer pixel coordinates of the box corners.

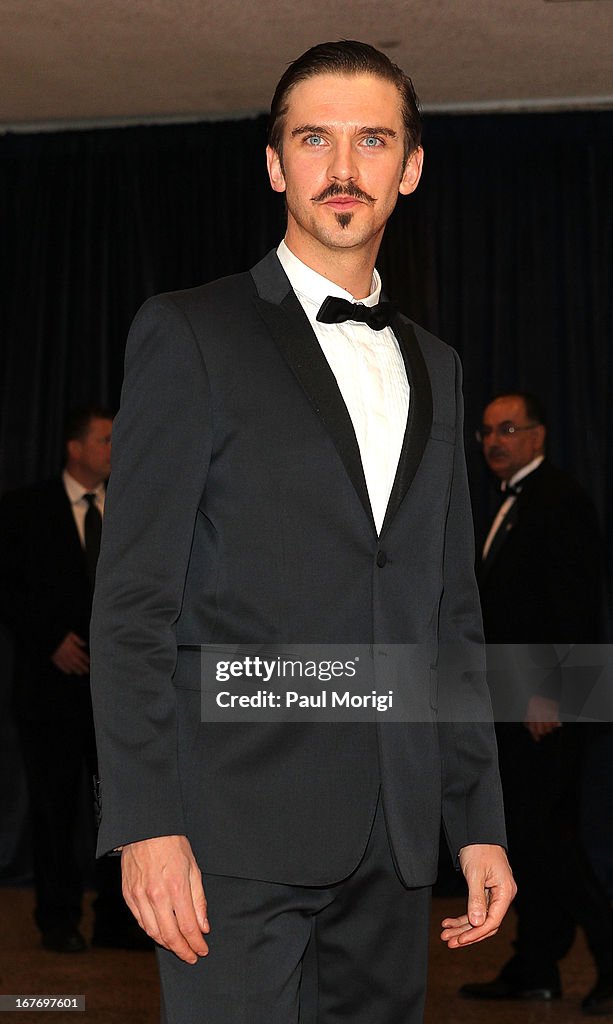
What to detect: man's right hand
<box><xmin>523</xmin><ymin>695</ymin><xmax>561</xmax><ymax>741</ymax></box>
<box><xmin>120</xmin><ymin>834</ymin><xmax>209</xmax><ymax>964</ymax></box>
<box><xmin>50</xmin><ymin>632</ymin><xmax>90</xmax><ymax>674</ymax></box>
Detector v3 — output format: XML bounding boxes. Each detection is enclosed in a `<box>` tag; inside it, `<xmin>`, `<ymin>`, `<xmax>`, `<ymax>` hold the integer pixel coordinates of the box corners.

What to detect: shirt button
<box><xmin>376</xmin><ymin>550</ymin><xmax>388</xmax><ymax>568</ymax></box>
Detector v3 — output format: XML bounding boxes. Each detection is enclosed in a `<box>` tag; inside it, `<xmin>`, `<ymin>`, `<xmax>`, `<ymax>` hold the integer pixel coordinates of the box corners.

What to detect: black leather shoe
<box><xmin>582</xmin><ymin>978</ymin><xmax>613</xmax><ymax>1015</ymax></box>
<box><xmin>41</xmin><ymin>926</ymin><xmax>87</xmax><ymax>954</ymax></box>
<box><xmin>460</xmin><ymin>977</ymin><xmax>562</xmax><ymax>1001</ymax></box>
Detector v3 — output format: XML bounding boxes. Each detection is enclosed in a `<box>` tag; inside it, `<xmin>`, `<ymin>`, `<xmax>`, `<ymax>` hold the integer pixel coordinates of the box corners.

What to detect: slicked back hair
<box><xmin>268</xmin><ymin>40</ymin><xmax>422</xmax><ymax>164</ymax></box>
<box><xmin>64</xmin><ymin>405</ymin><xmax>114</xmax><ymax>445</ymax></box>
<box><xmin>491</xmin><ymin>392</ymin><xmax>548</xmax><ymax>430</ymax></box>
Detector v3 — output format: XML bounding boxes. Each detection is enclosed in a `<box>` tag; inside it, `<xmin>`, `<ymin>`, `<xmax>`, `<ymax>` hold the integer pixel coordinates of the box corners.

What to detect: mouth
<box><xmin>323</xmin><ymin>197</ymin><xmax>363</xmax><ymax>211</ymax></box>
<box><xmin>312</xmin><ymin>184</ymin><xmax>375</xmax><ymax>207</ymax></box>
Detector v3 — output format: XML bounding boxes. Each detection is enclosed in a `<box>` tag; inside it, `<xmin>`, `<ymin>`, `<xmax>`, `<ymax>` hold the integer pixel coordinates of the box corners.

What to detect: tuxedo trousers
<box><xmin>157</xmin><ymin>796</ymin><xmax>431</xmax><ymax>1024</ymax></box>
<box><xmin>16</xmin><ymin>674</ymin><xmax>126</xmax><ymax>933</ymax></box>
<box><xmin>496</xmin><ymin>723</ymin><xmax>613</xmax><ymax>978</ymax></box>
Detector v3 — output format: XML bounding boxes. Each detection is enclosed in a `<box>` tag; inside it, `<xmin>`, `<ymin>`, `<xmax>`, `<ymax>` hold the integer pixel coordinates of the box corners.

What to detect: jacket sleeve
<box><xmin>437</xmin><ymin>350</ymin><xmax>507</xmax><ymax>858</ymax></box>
<box><xmin>90</xmin><ymin>294</ymin><xmax>212</xmax><ymax>854</ymax></box>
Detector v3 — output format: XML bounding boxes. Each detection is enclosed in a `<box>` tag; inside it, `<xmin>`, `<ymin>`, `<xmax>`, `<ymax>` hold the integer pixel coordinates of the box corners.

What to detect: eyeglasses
<box><xmin>475</xmin><ymin>423</ymin><xmax>538</xmax><ymax>444</ymax></box>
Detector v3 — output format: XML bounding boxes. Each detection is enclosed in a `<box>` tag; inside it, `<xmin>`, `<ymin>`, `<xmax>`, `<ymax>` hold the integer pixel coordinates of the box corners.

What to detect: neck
<box><xmin>284</xmin><ymin>228</ymin><xmax>381</xmax><ymax>299</ymax></box>
<box><xmin>65</xmin><ymin>465</ymin><xmax>103</xmax><ymax>491</ymax></box>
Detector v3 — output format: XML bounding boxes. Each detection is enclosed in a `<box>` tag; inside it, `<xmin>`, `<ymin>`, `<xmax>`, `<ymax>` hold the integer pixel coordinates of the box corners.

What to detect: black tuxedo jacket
<box><xmin>0</xmin><ymin>478</ymin><xmax>93</xmax><ymax>710</ymax></box>
<box><xmin>479</xmin><ymin>460</ymin><xmax>602</xmax><ymax>644</ymax></box>
<box><xmin>479</xmin><ymin>460</ymin><xmax>603</xmax><ymax>721</ymax></box>
<box><xmin>90</xmin><ymin>250</ymin><xmax>505</xmax><ymax>887</ymax></box>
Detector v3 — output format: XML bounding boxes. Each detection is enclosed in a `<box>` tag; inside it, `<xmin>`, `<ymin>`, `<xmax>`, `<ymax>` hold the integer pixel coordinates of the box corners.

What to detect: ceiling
<box><xmin>1</xmin><ymin>0</ymin><xmax>612</xmax><ymax>131</ymax></box>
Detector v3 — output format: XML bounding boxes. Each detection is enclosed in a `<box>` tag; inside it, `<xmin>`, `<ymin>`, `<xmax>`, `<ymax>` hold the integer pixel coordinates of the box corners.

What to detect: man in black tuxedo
<box><xmin>0</xmin><ymin>406</ymin><xmax>143</xmax><ymax>952</ymax></box>
<box><xmin>460</xmin><ymin>391</ymin><xmax>613</xmax><ymax>1015</ymax></box>
<box><xmin>91</xmin><ymin>41</ymin><xmax>515</xmax><ymax>1024</ymax></box>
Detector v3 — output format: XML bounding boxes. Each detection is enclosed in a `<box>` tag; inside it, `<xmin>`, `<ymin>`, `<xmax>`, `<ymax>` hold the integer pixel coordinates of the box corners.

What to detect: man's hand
<box><xmin>121</xmin><ymin>834</ymin><xmax>209</xmax><ymax>964</ymax></box>
<box><xmin>50</xmin><ymin>632</ymin><xmax>90</xmax><ymax>674</ymax></box>
<box><xmin>523</xmin><ymin>695</ymin><xmax>561</xmax><ymax>741</ymax></box>
<box><xmin>440</xmin><ymin>844</ymin><xmax>516</xmax><ymax>948</ymax></box>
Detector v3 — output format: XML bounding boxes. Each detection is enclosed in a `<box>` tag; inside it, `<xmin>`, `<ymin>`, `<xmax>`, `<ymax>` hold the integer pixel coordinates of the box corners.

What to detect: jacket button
<box><xmin>376</xmin><ymin>550</ymin><xmax>387</xmax><ymax>568</ymax></box>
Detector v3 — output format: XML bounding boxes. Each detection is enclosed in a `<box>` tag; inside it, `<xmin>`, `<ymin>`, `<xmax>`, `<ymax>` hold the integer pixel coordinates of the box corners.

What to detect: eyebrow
<box><xmin>290</xmin><ymin>124</ymin><xmax>398</xmax><ymax>139</ymax></box>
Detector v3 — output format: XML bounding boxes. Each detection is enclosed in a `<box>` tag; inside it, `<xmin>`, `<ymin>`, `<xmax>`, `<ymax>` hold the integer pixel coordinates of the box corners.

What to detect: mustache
<box><xmin>486</xmin><ymin>448</ymin><xmax>507</xmax><ymax>459</ymax></box>
<box><xmin>312</xmin><ymin>183</ymin><xmax>375</xmax><ymax>204</ymax></box>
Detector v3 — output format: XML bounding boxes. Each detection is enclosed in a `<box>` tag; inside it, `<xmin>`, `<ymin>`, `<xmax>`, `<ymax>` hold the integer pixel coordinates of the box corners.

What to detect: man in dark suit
<box><xmin>0</xmin><ymin>406</ymin><xmax>143</xmax><ymax>952</ymax></box>
<box><xmin>90</xmin><ymin>41</ymin><xmax>515</xmax><ymax>1024</ymax></box>
<box><xmin>460</xmin><ymin>391</ymin><xmax>613</xmax><ymax>1015</ymax></box>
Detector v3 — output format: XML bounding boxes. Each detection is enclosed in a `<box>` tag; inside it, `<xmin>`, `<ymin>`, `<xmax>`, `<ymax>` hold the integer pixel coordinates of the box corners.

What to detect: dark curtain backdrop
<box><xmin>0</xmin><ymin>111</ymin><xmax>611</xmax><ymax>622</ymax></box>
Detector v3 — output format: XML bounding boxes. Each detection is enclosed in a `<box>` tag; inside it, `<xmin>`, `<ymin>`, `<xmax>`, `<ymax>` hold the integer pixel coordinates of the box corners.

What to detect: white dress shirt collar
<box><xmin>277</xmin><ymin>239</ymin><xmax>382</xmax><ymax>310</ymax></box>
<box><xmin>63</xmin><ymin>469</ymin><xmax>105</xmax><ymax>504</ymax></box>
<box><xmin>63</xmin><ymin>471</ymin><xmax>105</xmax><ymax>547</ymax></box>
<box><xmin>506</xmin><ymin>454</ymin><xmax>545</xmax><ymax>490</ymax></box>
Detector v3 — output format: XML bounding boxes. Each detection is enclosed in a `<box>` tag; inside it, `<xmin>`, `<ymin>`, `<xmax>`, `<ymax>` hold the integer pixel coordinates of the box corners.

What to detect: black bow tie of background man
<box><xmin>498</xmin><ymin>480</ymin><xmax>523</xmax><ymax>498</ymax></box>
<box><xmin>316</xmin><ymin>295</ymin><xmax>396</xmax><ymax>331</ymax></box>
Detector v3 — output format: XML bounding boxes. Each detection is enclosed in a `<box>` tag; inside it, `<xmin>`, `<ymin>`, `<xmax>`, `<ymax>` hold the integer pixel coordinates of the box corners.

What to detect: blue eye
<box><xmin>306</xmin><ymin>135</ymin><xmax>324</xmax><ymax>146</ymax></box>
<box><xmin>363</xmin><ymin>136</ymin><xmax>382</xmax><ymax>147</ymax></box>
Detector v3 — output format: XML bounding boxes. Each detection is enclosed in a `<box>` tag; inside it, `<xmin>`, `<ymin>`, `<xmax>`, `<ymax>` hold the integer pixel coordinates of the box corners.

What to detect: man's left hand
<box><xmin>440</xmin><ymin>844</ymin><xmax>516</xmax><ymax>948</ymax></box>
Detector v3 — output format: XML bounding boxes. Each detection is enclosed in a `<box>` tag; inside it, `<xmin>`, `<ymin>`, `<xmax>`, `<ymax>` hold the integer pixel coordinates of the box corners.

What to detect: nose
<box><xmin>327</xmin><ymin>138</ymin><xmax>358</xmax><ymax>182</ymax></box>
<box><xmin>483</xmin><ymin>432</ymin><xmax>502</xmax><ymax>454</ymax></box>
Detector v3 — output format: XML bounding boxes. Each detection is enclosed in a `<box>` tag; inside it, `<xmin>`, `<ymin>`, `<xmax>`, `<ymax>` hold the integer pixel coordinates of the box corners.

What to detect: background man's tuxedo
<box><xmin>0</xmin><ymin>479</ymin><xmax>122</xmax><ymax>936</ymax></box>
<box><xmin>91</xmin><ymin>249</ymin><xmax>506</xmax><ymax>892</ymax></box>
<box><xmin>477</xmin><ymin>459</ymin><xmax>612</xmax><ymax>988</ymax></box>
<box><xmin>1</xmin><ymin>480</ymin><xmax>94</xmax><ymax>690</ymax></box>
<box><xmin>479</xmin><ymin>459</ymin><xmax>602</xmax><ymax>646</ymax></box>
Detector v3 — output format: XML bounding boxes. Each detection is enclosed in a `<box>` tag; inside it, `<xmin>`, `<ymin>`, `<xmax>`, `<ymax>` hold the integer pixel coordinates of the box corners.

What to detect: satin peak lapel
<box><xmin>379</xmin><ymin>313</ymin><xmax>433</xmax><ymax>536</ymax></box>
<box><xmin>479</xmin><ymin>499</ymin><xmax>519</xmax><ymax>579</ymax></box>
<box><xmin>251</xmin><ymin>253</ymin><xmax>374</xmax><ymax>530</ymax></box>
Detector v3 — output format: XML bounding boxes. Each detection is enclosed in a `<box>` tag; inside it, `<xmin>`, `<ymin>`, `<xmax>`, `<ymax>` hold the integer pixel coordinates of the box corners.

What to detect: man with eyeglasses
<box><xmin>460</xmin><ymin>391</ymin><xmax>613</xmax><ymax>1015</ymax></box>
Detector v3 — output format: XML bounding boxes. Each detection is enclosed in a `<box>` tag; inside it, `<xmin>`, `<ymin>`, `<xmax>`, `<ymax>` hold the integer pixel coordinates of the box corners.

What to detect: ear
<box><xmin>399</xmin><ymin>146</ymin><xmax>424</xmax><ymax>196</ymax></box>
<box><xmin>266</xmin><ymin>145</ymin><xmax>286</xmax><ymax>193</ymax></box>
<box><xmin>534</xmin><ymin>424</ymin><xmax>546</xmax><ymax>453</ymax></box>
<box><xmin>66</xmin><ymin>438</ymin><xmax>80</xmax><ymax>462</ymax></box>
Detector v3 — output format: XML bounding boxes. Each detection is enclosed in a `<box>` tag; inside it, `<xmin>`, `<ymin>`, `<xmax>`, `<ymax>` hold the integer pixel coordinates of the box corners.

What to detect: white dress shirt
<box><xmin>277</xmin><ymin>240</ymin><xmax>409</xmax><ymax>534</ymax></box>
<box><xmin>62</xmin><ymin>470</ymin><xmax>105</xmax><ymax>547</ymax></box>
<box><xmin>482</xmin><ymin>455</ymin><xmax>544</xmax><ymax>560</ymax></box>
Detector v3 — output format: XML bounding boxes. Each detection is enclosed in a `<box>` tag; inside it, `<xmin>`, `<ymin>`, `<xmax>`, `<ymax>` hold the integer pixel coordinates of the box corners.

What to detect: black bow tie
<box><xmin>316</xmin><ymin>295</ymin><xmax>396</xmax><ymax>331</ymax></box>
<box><xmin>499</xmin><ymin>481</ymin><xmax>522</xmax><ymax>498</ymax></box>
